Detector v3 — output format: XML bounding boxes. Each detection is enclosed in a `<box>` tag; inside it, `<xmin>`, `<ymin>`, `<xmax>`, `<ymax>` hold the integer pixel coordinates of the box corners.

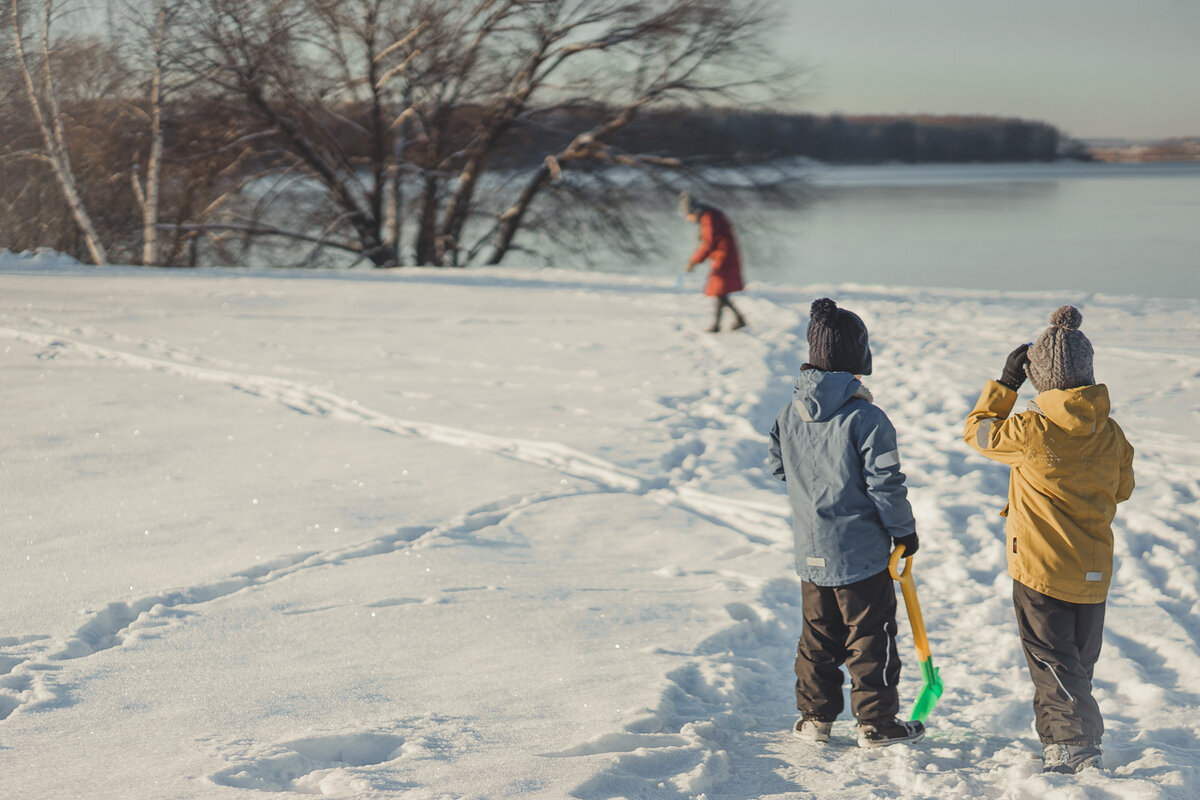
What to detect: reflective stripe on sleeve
<box><xmin>876</xmin><ymin>449</ymin><xmax>900</xmax><ymax>469</ymax></box>
<box><xmin>976</xmin><ymin>419</ymin><xmax>995</xmax><ymax>449</ymax></box>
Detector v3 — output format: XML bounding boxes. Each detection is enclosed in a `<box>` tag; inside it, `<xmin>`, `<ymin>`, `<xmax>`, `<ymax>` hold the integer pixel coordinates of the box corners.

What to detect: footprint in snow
<box><xmin>209</xmin><ymin>718</ymin><xmax>474</xmax><ymax>795</ymax></box>
<box><xmin>211</xmin><ymin>733</ymin><xmax>408</xmax><ymax>794</ymax></box>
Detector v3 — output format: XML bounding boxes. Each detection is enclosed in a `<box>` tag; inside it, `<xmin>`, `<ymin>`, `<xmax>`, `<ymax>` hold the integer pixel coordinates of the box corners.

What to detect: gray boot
<box><xmin>792</xmin><ymin>718</ymin><xmax>833</xmax><ymax>743</ymax></box>
<box><xmin>1043</xmin><ymin>743</ymin><xmax>1102</xmax><ymax>774</ymax></box>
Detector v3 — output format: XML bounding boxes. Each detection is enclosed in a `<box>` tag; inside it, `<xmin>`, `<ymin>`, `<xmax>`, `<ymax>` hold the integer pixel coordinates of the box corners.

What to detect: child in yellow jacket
<box><xmin>964</xmin><ymin>305</ymin><xmax>1134</xmax><ymax>775</ymax></box>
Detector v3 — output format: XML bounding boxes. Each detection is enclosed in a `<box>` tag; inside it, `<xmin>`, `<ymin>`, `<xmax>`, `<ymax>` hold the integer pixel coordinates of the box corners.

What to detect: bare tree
<box><xmin>179</xmin><ymin>0</ymin><xmax>787</xmax><ymax>267</ymax></box>
<box><xmin>1</xmin><ymin>0</ymin><xmax>266</xmax><ymax>266</ymax></box>
<box><xmin>121</xmin><ymin>0</ymin><xmax>167</xmax><ymax>266</ymax></box>
<box><xmin>388</xmin><ymin>0</ymin><xmax>786</xmax><ymax>266</ymax></box>
<box><xmin>479</xmin><ymin>1</ymin><xmax>778</xmax><ymax>264</ymax></box>
<box><xmin>175</xmin><ymin>0</ymin><xmax>418</xmax><ymax>267</ymax></box>
<box><xmin>115</xmin><ymin>0</ymin><xmax>213</xmax><ymax>266</ymax></box>
<box><xmin>7</xmin><ymin>0</ymin><xmax>108</xmax><ymax>263</ymax></box>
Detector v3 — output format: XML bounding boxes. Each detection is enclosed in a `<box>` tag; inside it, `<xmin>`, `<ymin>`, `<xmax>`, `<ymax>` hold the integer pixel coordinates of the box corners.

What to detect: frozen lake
<box><xmin>616</xmin><ymin>162</ymin><xmax>1200</xmax><ymax>301</ymax></box>
<box><xmin>199</xmin><ymin>161</ymin><xmax>1199</xmax><ymax>302</ymax></box>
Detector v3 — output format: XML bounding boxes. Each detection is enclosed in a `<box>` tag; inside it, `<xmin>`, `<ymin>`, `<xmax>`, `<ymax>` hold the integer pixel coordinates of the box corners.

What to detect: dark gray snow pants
<box><xmin>1013</xmin><ymin>580</ymin><xmax>1106</xmax><ymax>745</ymax></box>
<box><xmin>795</xmin><ymin>569</ymin><xmax>900</xmax><ymax>723</ymax></box>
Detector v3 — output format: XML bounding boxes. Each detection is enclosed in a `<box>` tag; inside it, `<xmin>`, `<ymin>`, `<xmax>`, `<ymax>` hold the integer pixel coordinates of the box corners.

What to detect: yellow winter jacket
<box><xmin>964</xmin><ymin>380</ymin><xmax>1134</xmax><ymax>604</ymax></box>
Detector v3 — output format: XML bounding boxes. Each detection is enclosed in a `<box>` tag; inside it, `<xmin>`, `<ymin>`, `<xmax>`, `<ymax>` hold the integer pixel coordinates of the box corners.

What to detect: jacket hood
<box><xmin>792</xmin><ymin>369</ymin><xmax>868</xmax><ymax>422</ymax></box>
<box><xmin>1031</xmin><ymin>384</ymin><xmax>1111</xmax><ymax>436</ymax></box>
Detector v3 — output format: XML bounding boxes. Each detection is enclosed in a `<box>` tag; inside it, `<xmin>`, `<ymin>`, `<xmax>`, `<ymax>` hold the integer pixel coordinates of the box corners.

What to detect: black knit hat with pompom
<box><xmin>1027</xmin><ymin>305</ymin><xmax>1094</xmax><ymax>392</ymax></box>
<box><xmin>807</xmin><ymin>298</ymin><xmax>872</xmax><ymax>375</ymax></box>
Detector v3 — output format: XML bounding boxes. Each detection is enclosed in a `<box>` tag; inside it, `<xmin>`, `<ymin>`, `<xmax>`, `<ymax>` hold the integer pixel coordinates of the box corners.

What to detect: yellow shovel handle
<box><xmin>888</xmin><ymin>545</ymin><xmax>932</xmax><ymax>663</ymax></box>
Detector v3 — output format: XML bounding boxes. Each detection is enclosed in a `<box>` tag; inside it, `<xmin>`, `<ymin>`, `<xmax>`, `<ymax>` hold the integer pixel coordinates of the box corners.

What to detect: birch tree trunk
<box><xmin>140</xmin><ymin>0</ymin><xmax>165</xmax><ymax>266</ymax></box>
<box><xmin>9</xmin><ymin>0</ymin><xmax>108</xmax><ymax>265</ymax></box>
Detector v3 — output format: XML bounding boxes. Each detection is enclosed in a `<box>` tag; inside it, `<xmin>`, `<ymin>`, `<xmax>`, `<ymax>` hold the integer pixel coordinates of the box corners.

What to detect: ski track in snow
<box><xmin>0</xmin><ymin>323</ymin><xmax>790</xmax><ymax>539</ymax></box>
<box><xmin>3</xmin><ymin>287</ymin><xmax>1199</xmax><ymax>799</ymax></box>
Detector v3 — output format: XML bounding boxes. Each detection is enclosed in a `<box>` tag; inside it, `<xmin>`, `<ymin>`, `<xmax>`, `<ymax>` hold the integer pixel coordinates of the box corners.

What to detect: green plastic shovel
<box><xmin>888</xmin><ymin>544</ymin><xmax>944</xmax><ymax>722</ymax></box>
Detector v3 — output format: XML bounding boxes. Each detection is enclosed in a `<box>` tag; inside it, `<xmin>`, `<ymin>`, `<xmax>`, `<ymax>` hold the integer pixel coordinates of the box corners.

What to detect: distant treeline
<box><xmin>0</xmin><ymin>97</ymin><xmax>1085</xmax><ymax>268</ymax></box>
<box><xmin>499</xmin><ymin>108</ymin><xmax>1088</xmax><ymax>166</ymax></box>
<box><xmin>1089</xmin><ymin>137</ymin><xmax>1200</xmax><ymax>163</ymax></box>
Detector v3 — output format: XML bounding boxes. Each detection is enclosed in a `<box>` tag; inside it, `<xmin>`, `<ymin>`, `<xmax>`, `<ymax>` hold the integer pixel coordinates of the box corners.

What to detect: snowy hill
<box><xmin>2</xmin><ymin>264</ymin><xmax>1198</xmax><ymax>799</ymax></box>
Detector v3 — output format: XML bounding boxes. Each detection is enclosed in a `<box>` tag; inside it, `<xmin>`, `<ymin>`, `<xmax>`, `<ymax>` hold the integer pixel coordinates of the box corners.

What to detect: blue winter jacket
<box><xmin>768</xmin><ymin>369</ymin><xmax>916</xmax><ymax>586</ymax></box>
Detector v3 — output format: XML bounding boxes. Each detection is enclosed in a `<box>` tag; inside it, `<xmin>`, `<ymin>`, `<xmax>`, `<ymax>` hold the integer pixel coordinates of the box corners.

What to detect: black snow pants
<box><xmin>1013</xmin><ymin>580</ymin><xmax>1106</xmax><ymax>745</ymax></box>
<box><xmin>795</xmin><ymin>569</ymin><xmax>900</xmax><ymax>723</ymax></box>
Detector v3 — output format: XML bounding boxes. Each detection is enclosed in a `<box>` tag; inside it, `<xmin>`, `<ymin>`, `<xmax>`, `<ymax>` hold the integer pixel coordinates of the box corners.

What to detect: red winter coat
<box><xmin>688</xmin><ymin>208</ymin><xmax>744</xmax><ymax>296</ymax></box>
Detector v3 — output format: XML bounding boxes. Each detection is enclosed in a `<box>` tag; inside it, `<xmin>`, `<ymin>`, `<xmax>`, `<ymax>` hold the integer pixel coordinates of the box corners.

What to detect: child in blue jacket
<box><xmin>768</xmin><ymin>298</ymin><xmax>923</xmax><ymax>748</ymax></box>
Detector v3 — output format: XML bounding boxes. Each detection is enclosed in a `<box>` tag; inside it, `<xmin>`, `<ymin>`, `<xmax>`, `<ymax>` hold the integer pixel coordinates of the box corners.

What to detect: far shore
<box><xmin>1085</xmin><ymin>136</ymin><xmax>1200</xmax><ymax>163</ymax></box>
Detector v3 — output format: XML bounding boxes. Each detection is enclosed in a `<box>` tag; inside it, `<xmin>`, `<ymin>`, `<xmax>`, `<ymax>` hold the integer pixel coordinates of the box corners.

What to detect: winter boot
<box><xmin>792</xmin><ymin>718</ymin><xmax>833</xmax><ymax>743</ymax></box>
<box><xmin>857</xmin><ymin>719</ymin><xmax>924</xmax><ymax>749</ymax></box>
<box><xmin>1042</xmin><ymin>743</ymin><xmax>1102</xmax><ymax>774</ymax></box>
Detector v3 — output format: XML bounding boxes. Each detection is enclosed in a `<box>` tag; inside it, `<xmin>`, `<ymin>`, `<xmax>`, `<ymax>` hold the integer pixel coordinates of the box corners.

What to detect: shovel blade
<box><xmin>910</xmin><ymin>658</ymin><xmax>944</xmax><ymax>722</ymax></box>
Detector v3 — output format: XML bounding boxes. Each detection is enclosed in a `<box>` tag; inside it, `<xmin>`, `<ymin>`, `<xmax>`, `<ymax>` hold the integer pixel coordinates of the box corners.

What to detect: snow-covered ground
<box><xmin>2</xmin><ymin>254</ymin><xmax>1199</xmax><ymax>799</ymax></box>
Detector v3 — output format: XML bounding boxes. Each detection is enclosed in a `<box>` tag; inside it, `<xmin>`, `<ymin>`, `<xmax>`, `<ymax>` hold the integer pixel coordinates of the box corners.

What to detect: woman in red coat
<box><xmin>681</xmin><ymin>193</ymin><xmax>747</xmax><ymax>332</ymax></box>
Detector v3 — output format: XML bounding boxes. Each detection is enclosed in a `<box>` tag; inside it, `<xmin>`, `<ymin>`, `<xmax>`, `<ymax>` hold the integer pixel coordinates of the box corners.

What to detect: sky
<box><xmin>777</xmin><ymin>0</ymin><xmax>1200</xmax><ymax>139</ymax></box>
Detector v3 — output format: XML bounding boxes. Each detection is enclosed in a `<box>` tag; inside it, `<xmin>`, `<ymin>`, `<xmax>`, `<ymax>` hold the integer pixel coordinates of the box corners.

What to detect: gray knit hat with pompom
<box><xmin>807</xmin><ymin>298</ymin><xmax>872</xmax><ymax>375</ymax></box>
<box><xmin>1027</xmin><ymin>305</ymin><xmax>1094</xmax><ymax>392</ymax></box>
